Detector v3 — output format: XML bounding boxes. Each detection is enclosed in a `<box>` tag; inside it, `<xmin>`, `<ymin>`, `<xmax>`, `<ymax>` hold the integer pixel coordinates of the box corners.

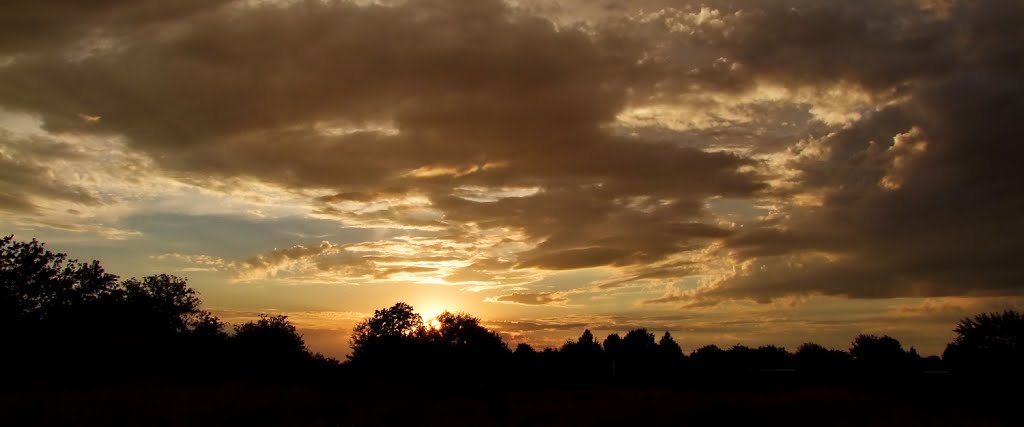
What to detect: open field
<box><xmin>3</xmin><ymin>381</ymin><xmax>1019</xmax><ymax>427</ymax></box>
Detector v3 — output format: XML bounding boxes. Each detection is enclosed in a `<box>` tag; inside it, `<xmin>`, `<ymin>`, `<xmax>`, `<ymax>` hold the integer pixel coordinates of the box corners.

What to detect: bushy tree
<box><xmin>603</xmin><ymin>333</ymin><xmax>623</xmax><ymax>355</ymax></box>
<box><xmin>514</xmin><ymin>343</ymin><xmax>537</xmax><ymax>356</ymax></box>
<box><xmin>944</xmin><ymin>310</ymin><xmax>1024</xmax><ymax>373</ymax></box>
<box><xmin>0</xmin><ymin>236</ymin><xmax>235</xmax><ymax>380</ymax></box>
<box><xmin>690</xmin><ymin>344</ymin><xmax>726</xmax><ymax>370</ymax></box>
<box><xmin>1</xmin><ymin>236</ymin><xmax>119</xmax><ymax>326</ymax></box>
<box><xmin>120</xmin><ymin>274</ymin><xmax>203</xmax><ymax>335</ymax></box>
<box><xmin>794</xmin><ymin>342</ymin><xmax>851</xmax><ymax>372</ymax></box>
<box><xmin>424</xmin><ymin>311</ymin><xmax>508</xmax><ymax>356</ymax></box>
<box><xmin>233</xmin><ymin>314</ymin><xmax>310</xmax><ymax>366</ymax></box>
<box><xmin>622</xmin><ymin>328</ymin><xmax>656</xmax><ymax>355</ymax></box>
<box><xmin>850</xmin><ymin>334</ymin><xmax>911</xmax><ymax>371</ymax></box>
<box><xmin>754</xmin><ymin>345</ymin><xmax>791</xmax><ymax>369</ymax></box>
<box><xmin>349</xmin><ymin>302</ymin><xmax>424</xmax><ymax>362</ymax></box>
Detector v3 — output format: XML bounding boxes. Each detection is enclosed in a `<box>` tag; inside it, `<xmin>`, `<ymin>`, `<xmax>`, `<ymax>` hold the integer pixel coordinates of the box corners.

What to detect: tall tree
<box><xmin>658</xmin><ymin>331</ymin><xmax>683</xmax><ymax>358</ymax></box>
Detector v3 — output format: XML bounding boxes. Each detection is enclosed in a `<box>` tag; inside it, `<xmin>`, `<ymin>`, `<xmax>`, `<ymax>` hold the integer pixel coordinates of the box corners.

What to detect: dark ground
<box><xmin>2</xmin><ymin>380</ymin><xmax>1019</xmax><ymax>426</ymax></box>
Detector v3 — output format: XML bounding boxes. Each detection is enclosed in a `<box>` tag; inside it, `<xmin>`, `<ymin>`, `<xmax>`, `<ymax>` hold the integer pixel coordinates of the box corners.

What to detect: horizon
<box><xmin>3</xmin><ymin>0</ymin><xmax>1024</xmax><ymax>360</ymax></box>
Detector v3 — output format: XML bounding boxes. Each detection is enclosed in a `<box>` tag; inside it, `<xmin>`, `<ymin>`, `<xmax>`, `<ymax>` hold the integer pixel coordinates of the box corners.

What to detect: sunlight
<box><xmin>418</xmin><ymin>305</ymin><xmax>447</xmax><ymax>329</ymax></box>
<box><xmin>425</xmin><ymin>318</ymin><xmax>442</xmax><ymax>330</ymax></box>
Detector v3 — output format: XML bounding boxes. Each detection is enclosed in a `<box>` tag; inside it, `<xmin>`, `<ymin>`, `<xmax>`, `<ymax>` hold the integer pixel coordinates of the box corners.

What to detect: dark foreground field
<box><xmin>3</xmin><ymin>381</ymin><xmax>1019</xmax><ymax>427</ymax></box>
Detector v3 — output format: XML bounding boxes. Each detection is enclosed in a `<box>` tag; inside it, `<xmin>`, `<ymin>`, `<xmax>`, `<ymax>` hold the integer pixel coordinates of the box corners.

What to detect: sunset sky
<box><xmin>2</xmin><ymin>0</ymin><xmax>1022</xmax><ymax>358</ymax></box>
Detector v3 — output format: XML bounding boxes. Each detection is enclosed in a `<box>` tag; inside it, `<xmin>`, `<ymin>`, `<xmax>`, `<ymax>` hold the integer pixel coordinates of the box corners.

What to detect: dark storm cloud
<box><xmin>683</xmin><ymin>1</ymin><xmax>1024</xmax><ymax>303</ymax></box>
<box><xmin>708</xmin><ymin>0</ymin><xmax>955</xmax><ymax>91</ymax></box>
<box><xmin>0</xmin><ymin>0</ymin><xmax>233</xmax><ymax>55</ymax></box>
<box><xmin>610</xmin><ymin>0</ymin><xmax>955</xmax><ymax>99</ymax></box>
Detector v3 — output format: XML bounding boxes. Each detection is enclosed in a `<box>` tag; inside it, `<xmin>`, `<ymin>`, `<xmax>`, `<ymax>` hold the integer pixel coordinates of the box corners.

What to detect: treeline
<box><xmin>1</xmin><ymin>236</ymin><xmax>335</xmax><ymax>382</ymax></box>
<box><xmin>345</xmin><ymin>302</ymin><xmax>1010</xmax><ymax>386</ymax></box>
<box><xmin>3</xmin><ymin>236</ymin><xmax>1022</xmax><ymax>386</ymax></box>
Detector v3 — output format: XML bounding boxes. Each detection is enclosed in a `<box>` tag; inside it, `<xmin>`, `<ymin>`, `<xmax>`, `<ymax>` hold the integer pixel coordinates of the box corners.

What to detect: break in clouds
<box><xmin>1</xmin><ymin>0</ymin><xmax>1022</xmax><ymax>306</ymax></box>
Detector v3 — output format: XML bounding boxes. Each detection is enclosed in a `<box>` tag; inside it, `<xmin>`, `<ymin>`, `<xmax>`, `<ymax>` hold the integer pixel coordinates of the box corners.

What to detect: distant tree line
<box><xmin>346</xmin><ymin>302</ymin><xmax>957</xmax><ymax>385</ymax></box>
<box><xmin>3</xmin><ymin>236</ymin><xmax>1022</xmax><ymax>385</ymax></box>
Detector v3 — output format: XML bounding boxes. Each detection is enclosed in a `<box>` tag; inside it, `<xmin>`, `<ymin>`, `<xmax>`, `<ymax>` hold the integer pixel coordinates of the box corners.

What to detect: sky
<box><xmin>2</xmin><ymin>0</ymin><xmax>1023</xmax><ymax>358</ymax></box>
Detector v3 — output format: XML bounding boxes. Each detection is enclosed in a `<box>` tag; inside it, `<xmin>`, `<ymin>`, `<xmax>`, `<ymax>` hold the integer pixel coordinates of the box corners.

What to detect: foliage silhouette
<box><xmin>561</xmin><ymin>329</ymin><xmax>603</xmax><ymax>355</ymax></box>
<box><xmin>234</xmin><ymin>315</ymin><xmax>309</xmax><ymax>361</ymax></box>
<box><xmin>514</xmin><ymin>342</ymin><xmax>537</xmax><ymax>356</ymax></box>
<box><xmin>348</xmin><ymin>302</ymin><xmax>426</xmax><ymax>369</ymax></box>
<box><xmin>850</xmin><ymin>334</ymin><xmax>915</xmax><ymax>372</ymax></box>
<box><xmin>943</xmin><ymin>310</ymin><xmax>1024</xmax><ymax>374</ymax></box>
<box><xmin>658</xmin><ymin>331</ymin><xmax>683</xmax><ymax>358</ymax></box>
<box><xmin>1</xmin><ymin>235</ymin><xmax>326</xmax><ymax>382</ymax></box>
<box><xmin>602</xmin><ymin>333</ymin><xmax>623</xmax><ymax>356</ymax></box>
<box><xmin>5</xmin><ymin>235</ymin><xmax>1024</xmax><ymax>393</ymax></box>
<box><xmin>622</xmin><ymin>328</ymin><xmax>656</xmax><ymax>355</ymax></box>
<box><xmin>794</xmin><ymin>342</ymin><xmax>852</xmax><ymax>373</ymax></box>
<box><xmin>424</xmin><ymin>310</ymin><xmax>508</xmax><ymax>355</ymax></box>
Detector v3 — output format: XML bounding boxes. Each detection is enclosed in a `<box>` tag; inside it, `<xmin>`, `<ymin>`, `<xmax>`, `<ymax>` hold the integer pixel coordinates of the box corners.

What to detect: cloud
<box><xmin>0</xmin><ymin>0</ymin><xmax>233</xmax><ymax>56</ymax></box>
<box><xmin>237</xmin><ymin>241</ymin><xmax>345</xmax><ymax>280</ymax></box>
<box><xmin>3</xmin><ymin>0</ymin><xmax>1024</xmax><ymax>307</ymax></box>
<box><xmin>681</xmin><ymin>1</ymin><xmax>1024</xmax><ymax>303</ymax></box>
<box><xmin>0</xmin><ymin>0</ymin><xmax>764</xmax><ymax>284</ymax></box>
<box><xmin>0</xmin><ymin>132</ymin><xmax>100</xmax><ymax>213</ymax></box>
<box><xmin>151</xmin><ymin>252</ymin><xmax>230</xmax><ymax>272</ymax></box>
<box><xmin>488</xmin><ymin>292</ymin><xmax>568</xmax><ymax>306</ymax></box>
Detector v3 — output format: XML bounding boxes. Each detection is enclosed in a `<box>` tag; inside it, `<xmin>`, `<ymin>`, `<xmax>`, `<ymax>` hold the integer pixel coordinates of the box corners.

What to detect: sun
<box><xmin>418</xmin><ymin>305</ymin><xmax>446</xmax><ymax>329</ymax></box>
<box><xmin>425</xmin><ymin>318</ymin><xmax>442</xmax><ymax>330</ymax></box>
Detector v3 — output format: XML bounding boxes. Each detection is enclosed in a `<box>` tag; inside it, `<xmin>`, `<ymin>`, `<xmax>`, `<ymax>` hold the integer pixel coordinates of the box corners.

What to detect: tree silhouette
<box><xmin>120</xmin><ymin>274</ymin><xmax>204</xmax><ymax>336</ymax></box>
<box><xmin>622</xmin><ymin>328</ymin><xmax>656</xmax><ymax>355</ymax></box>
<box><xmin>233</xmin><ymin>314</ymin><xmax>311</xmax><ymax>375</ymax></box>
<box><xmin>850</xmin><ymin>334</ymin><xmax>911</xmax><ymax>372</ymax></box>
<box><xmin>15</xmin><ymin>235</ymin><xmax>1024</xmax><ymax>391</ymax></box>
<box><xmin>754</xmin><ymin>345</ymin><xmax>791</xmax><ymax>370</ymax></box>
<box><xmin>794</xmin><ymin>342</ymin><xmax>851</xmax><ymax>373</ymax></box>
<box><xmin>603</xmin><ymin>333</ymin><xmax>623</xmax><ymax>356</ymax></box>
<box><xmin>514</xmin><ymin>342</ymin><xmax>537</xmax><ymax>356</ymax></box>
<box><xmin>0</xmin><ymin>236</ymin><xmax>244</xmax><ymax>380</ymax></box>
<box><xmin>561</xmin><ymin>329</ymin><xmax>603</xmax><ymax>355</ymax></box>
<box><xmin>690</xmin><ymin>344</ymin><xmax>726</xmax><ymax>371</ymax></box>
<box><xmin>1</xmin><ymin>235</ymin><xmax>119</xmax><ymax>327</ymax></box>
<box><xmin>658</xmin><ymin>331</ymin><xmax>683</xmax><ymax>358</ymax></box>
<box><xmin>349</xmin><ymin>302</ymin><xmax>423</xmax><ymax>363</ymax></box>
<box><xmin>424</xmin><ymin>310</ymin><xmax>509</xmax><ymax>356</ymax></box>
<box><xmin>943</xmin><ymin>310</ymin><xmax>1024</xmax><ymax>374</ymax></box>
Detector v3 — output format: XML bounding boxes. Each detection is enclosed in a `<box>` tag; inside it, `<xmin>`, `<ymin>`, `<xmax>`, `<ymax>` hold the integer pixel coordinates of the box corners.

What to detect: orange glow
<box><xmin>418</xmin><ymin>305</ymin><xmax>447</xmax><ymax>327</ymax></box>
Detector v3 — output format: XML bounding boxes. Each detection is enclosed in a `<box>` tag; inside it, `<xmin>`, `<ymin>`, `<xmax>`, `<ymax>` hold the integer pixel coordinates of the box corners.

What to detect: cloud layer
<box><xmin>2</xmin><ymin>0</ymin><xmax>1023</xmax><ymax>311</ymax></box>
